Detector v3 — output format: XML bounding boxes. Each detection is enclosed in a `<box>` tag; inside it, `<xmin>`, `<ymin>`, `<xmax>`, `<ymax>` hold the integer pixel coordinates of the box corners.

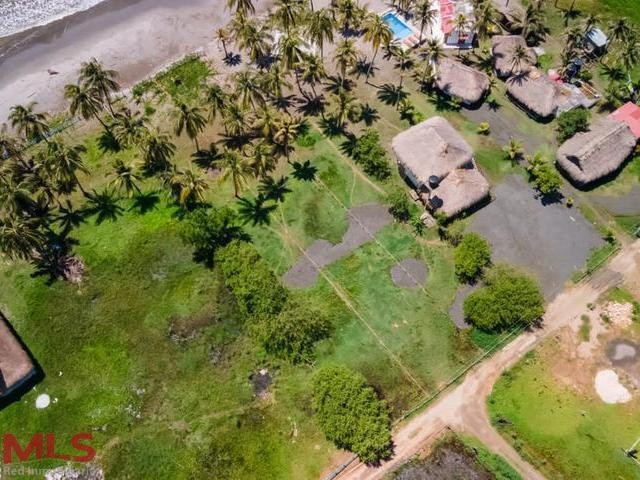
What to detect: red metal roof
<box><xmin>610</xmin><ymin>102</ymin><xmax>640</xmax><ymax>138</ymax></box>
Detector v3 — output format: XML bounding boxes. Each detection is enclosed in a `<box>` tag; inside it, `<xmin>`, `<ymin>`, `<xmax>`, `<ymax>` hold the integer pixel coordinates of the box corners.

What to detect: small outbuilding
<box><xmin>556</xmin><ymin>118</ymin><xmax>637</xmax><ymax>186</ymax></box>
<box><xmin>392</xmin><ymin>116</ymin><xmax>490</xmax><ymax>217</ymax></box>
<box><xmin>585</xmin><ymin>27</ymin><xmax>608</xmax><ymax>55</ymax></box>
<box><xmin>506</xmin><ymin>70</ymin><xmax>571</xmax><ymax>120</ymax></box>
<box><xmin>491</xmin><ymin>35</ymin><xmax>537</xmax><ymax>78</ymax></box>
<box><xmin>0</xmin><ymin>314</ymin><xmax>36</xmax><ymax>399</ymax></box>
<box><xmin>436</xmin><ymin>57</ymin><xmax>490</xmax><ymax>106</ymax></box>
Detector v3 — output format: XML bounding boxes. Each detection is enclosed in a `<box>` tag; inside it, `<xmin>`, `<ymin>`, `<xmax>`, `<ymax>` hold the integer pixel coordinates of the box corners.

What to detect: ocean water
<box><xmin>0</xmin><ymin>0</ymin><xmax>106</xmax><ymax>37</ymax></box>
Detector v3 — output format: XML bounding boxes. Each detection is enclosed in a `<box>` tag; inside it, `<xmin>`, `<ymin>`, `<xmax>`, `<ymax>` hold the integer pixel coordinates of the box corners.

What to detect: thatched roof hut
<box><xmin>491</xmin><ymin>35</ymin><xmax>537</xmax><ymax>78</ymax></box>
<box><xmin>436</xmin><ymin>57</ymin><xmax>490</xmax><ymax>106</ymax></box>
<box><xmin>556</xmin><ymin>118</ymin><xmax>637</xmax><ymax>186</ymax></box>
<box><xmin>506</xmin><ymin>70</ymin><xmax>571</xmax><ymax>120</ymax></box>
<box><xmin>428</xmin><ymin>164</ymin><xmax>490</xmax><ymax>218</ymax></box>
<box><xmin>392</xmin><ymin>116</ymin><xmax>474</xmax><ymax>190</ymax></box>
<box><xmin>0</xmin><ymin>314</ymin><xmax>36</xmax><ymax>398</ymax></box>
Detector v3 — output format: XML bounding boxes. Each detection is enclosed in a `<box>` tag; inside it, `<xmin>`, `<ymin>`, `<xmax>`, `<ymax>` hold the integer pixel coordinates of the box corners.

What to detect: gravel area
<box><xmin>592</xmin><ymin>186</ymin><xmax>640</xmax><ymax>216</ymax></box>
<box><xmin>282</xmin><ymin>203</ymin><xmax>392</xmax><ymax>288</ymax></box>
<box><xmin>448</xmin><ymin>283</ymin><xmax>477</xmax><ymax>330</ymax></box>
<box><xmin>391</xmin><ymin>258</ymin><xmax>428</xmax><ymax>288</ymax></box>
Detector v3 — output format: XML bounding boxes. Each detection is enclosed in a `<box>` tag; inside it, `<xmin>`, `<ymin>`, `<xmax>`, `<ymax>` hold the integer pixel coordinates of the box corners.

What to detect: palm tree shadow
<box><xmin>237</xmin><ymin>194</ymin><xmax>277</xmax><ymax>226</ymax></box>
<box><xmin>97</xmin><ymin>128</ymin><xmax>121</xmax><ymax>153</ymax></box>
<box><xmin>339</xmin><ymin>133</ymin><xmax>358</xmax><ymax>158</ymax></box>
<box><xmin>377</xmin><ymin>83</ymin><xmax>408</xmax><ymax>109</ymax></box>
<box><xmin>83</xmin><ymin>189</ymin><xmax>125</xmax><ymax>224</ymax></box>
<box><xmin>324</xmin><ymin>75</ymin><xmax>354</xmax><ymax>94</ymax></box>
<box><xmin>361</xmin><ymin>103</ymin><xmax>380</xmax><ymax>126</ymax></box>
<box><xmin>354</xmin><ymin>58</ymin><xmax>375</xmax><ymax>79</ymax></box>
<box><xmin>291</xmin><ymin>160</ymin><xmax>318</xmax><ymax>182</ymax></box>
<box><xmin>223</xmin><ymin>53</ymin><xmax>242</xmax><ymax>66</ymax></box>
<box><xmin>487</xmin><ymin>97</ymin><xmax>501</xmax><ymax>111</ymax></box>
<box><xmin>273</xmin><ymin>94</ymin><xmax>297</xmax><ymax>111</ymax></box>
<box><xmin>192</xmin><ymin>143</ymin><xmax>221</xmax><ymax>169</ymax></box>
<box><xmin>318</xmin><ymin>116</ymin><xmax>344</xmax><ymax>137</ymax></box>
<box><xmin>130</xmin><ymin>191</ymin><xmax>160</xmax><ymax>215</ymax></box>
<box><xmin>297</xmin><ymin>95</ymin><xmax>327</xmax><ymax>117</ymax></box>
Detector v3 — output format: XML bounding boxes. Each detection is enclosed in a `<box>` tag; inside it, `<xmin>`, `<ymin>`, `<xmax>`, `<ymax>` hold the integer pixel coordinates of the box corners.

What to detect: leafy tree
<box><xmin>526</xmin><ymin>152</ymin><xmax>563</xmax><ymax>196</ymax></box>
<box><xmin>556</xmin><ymin>107</ymin><xmax>589</xmax><ymax>142</ymax></box>
<box><xmin>454</xmin><ymin>233</ymin><xmax>491</xmax><ymax>282</ymax></box>
<box><xmin>386</xmin><ymin>189</ymin><xmax>412</xmax><ymax>222</ymax></box>
<box><xmin>216</xmin><ymin>240</ymin><xmax>288</xmax><ymax>320</ymax></box>
<box><xmin>254</xmin><ymin>297</ymin><xmax>332</xmax><ymax>363</ymax></box>
<box><xmin>350</xmin><ymin>130</ymin><xmax>391</xmax><ymax>180</ymax></box>
<box><xmin>180</xmin><ymin>206</ymin><xmax>245</xmax><ymax>266</ymax></box>
<box><xmin>463</xmin><ymin>264</ymin><xmax>544</xmax><ymax>331</ymax></box>
<box><xmin>313</xmin><ymin>364</ymin><xmax>392</xmax><ymax>463</ymax></box>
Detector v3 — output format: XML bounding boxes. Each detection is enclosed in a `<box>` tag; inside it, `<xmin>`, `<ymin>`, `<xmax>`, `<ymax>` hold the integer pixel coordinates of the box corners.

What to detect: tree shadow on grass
<box><xmin>130</xmin><ymin>191</ymin><xmax>161</xmax><ymax>215</ymax></box>
<box><xmin>297</xmin><ymin>95</ymin><xmax>327</xmax><ymax>117</ymax></box>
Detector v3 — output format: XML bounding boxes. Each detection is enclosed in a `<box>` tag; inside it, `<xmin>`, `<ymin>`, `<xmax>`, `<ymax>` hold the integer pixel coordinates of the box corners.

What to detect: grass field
<box><xmin>489</xmin><ymin>349</ymin><xmax>640</xmax><ymax>480</ymax></box>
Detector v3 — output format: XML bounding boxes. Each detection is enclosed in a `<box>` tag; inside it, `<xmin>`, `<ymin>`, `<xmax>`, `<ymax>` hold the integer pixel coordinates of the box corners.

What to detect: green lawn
<box><xmin>489</xmin><ymin>350</ymin><xmax>640</xmax><ymax>480</ymax></box>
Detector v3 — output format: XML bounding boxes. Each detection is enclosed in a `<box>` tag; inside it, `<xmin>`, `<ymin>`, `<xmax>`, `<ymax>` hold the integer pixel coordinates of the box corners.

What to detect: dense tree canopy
<box><xmin>556</xmin><ymin>107</ymin><xmax>589</xmax><ymax>143</ymax></box>
<box><xmin>350</xmin><ymin>129</ymin><xmax>391</xmax><ymax>180</ymax></box>
<box><xmin>463</xmin><ymin>264</ymin><xmax>544</xmax><ymax>331</ymax></box>
<box><xmin>313</xmin><ymin>364</ymin><xmax>392</xmax><ymax>463</ymax></box>
<box><xmin>454</xmin><ymin>233</ymin><xmax>491</xmax><ymax>282</ymax></box>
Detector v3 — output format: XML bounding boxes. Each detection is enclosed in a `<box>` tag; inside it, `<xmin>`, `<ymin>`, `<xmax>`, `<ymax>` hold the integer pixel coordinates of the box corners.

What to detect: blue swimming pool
<box><xmin>381</xmin><ymin>12</ymin><xmax>413</xmax><ymax>40</ymax></box>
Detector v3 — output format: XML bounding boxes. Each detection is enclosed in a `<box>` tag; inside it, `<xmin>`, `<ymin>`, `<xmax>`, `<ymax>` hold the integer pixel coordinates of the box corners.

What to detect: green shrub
<box><xmin>254</xmin><ymin>297</ymin><xmax>332</xmax><ymax>363</ymax></box>
<box><xmin>454</xmin><ymin>233</ymin><xmax>492</xmax><ymax>282</ymax></box>
<box><xmin>216</xmin><ymin>240</ymin><xmax>288</xmax><ymax>320</ymax></box>
<box><xmin>180</xmin><ymin>207</ymin><xmax>246</xmax><ymax>267</ymax></box>
<box><xmin>556</xmin><ymin>107</ymin><xmax>589</xmax><ymax>143</ymax></box>
<box><xmin>463</xmin><ymin>264</ymin><xmax>544</xmax><ymax>331</ymax></box>
<box><xmin>352</xmin><ymin>130</ymin><xmax>391</xmax><ymax>181</ymax></box>
<box><xmin>313</xmin><ymin>365</ymin><xmax>392</xmax><ymax>463</ymax></box>
<box><xmin>526</xmin><ymin>152</ymin><xmax>563</xmax><ymax>196</ymax></box>
<box><xmin>387</xmin><ymin>189</ymin><xmax>412</xmax><ymax>222</ymax></box>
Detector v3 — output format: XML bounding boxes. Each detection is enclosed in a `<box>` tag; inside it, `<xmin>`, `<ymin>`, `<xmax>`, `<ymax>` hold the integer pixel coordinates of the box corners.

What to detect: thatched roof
<box><xmin>0</xmin><ymin>314</ymin><xmax>35</xmax><ymax>397</ymax></box>
<box><xmin>506</xmin><ymin>70</ymin><xmax>571</xmax><ymax>119</ymax></box>
<box><xmin>491</xmin><ymin>35</ymin><xmax>537</xmax><ymax>78</ymax></box>
<box><xmin>392</xmin><ymin>116</ymin><xmax>474</xmax><ymax>189</ymax></box>
<box><xmin>556</xmin><ymin>118</ymin><xmax>637</xmax><ymax>186</ymax></box>
<box><xmin>436</xmin><ymin>57</ymin><xmax>490</xmax><ymax>105</ymax></box>
<box><xmin>429</xmin><ymin>164</ymin><xmax>490</xmax><ymax>217</ymax></box>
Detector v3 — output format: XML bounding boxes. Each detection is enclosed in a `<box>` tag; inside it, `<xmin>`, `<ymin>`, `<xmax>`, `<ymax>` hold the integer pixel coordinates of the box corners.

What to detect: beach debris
<box><xmin>47</xmin><ymin>69</ymin><xmax>59</xmax><ymax>75</ymax></box>
<box><xmin>35</xmin><ymin>393</ymin><xmax>51</xmax><ymax>409</ymax></box>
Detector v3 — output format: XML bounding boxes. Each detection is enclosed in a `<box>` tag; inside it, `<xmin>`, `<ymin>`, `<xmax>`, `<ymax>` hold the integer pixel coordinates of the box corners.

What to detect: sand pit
<box><xmin>391</xmin><ymin>258</ymin><xmax>427</xmax><ymax>288</ymax></box>
<box><xmin>282</xmin><ymin>204</ymin><xmax>392</xmax><ymax>288</ymax></box>
<box><xmin>594</xmin><ymin>369</ymin><xmax>632</xmax><ymax>404</ymax></box>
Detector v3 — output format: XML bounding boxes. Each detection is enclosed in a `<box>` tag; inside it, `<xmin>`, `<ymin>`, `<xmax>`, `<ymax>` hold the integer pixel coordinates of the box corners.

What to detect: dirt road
<box><xmin>335</xmin><ymin>240</ymin><xmax>640</xmax><ymax>480</ymax></box>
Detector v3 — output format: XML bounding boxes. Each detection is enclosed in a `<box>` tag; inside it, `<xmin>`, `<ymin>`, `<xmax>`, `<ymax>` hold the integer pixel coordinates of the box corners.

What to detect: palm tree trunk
<box><xmin>93</xmin><ymin>111</ymin><xmax>110</xmax><ymax>131</ymax></box>
<box><xmin>101</xmin><ymin>82</ymin><xmax>116</xmax><ymax>116</ymax></box>
<box><xmin>309</xmin><ymin>0</ymin><xmax>314</xmax><ymax>11</ymax></box>
<box><xmin>366</xmin><ymin>47</ymin><xmax>378</xmax><ymax>82</ymax></box>
<box><xmin>222</xmin><ymin>41</ymin><xmax>229</xmax><ymax>58</ymax></box>
<box><xmin>194</xmin><ymin>137</ymin><xmax>200</xmax><ymax>152</ymax></box>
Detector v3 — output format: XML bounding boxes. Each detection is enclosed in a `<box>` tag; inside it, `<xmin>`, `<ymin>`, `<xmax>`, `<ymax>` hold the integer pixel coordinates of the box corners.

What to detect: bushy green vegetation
<box><xmin>460</xmin><ymin>435</ymin><xmax>522</xmax><ymax>480</ymax></box>
<box><xmin>386</xmin><ymin>188</ymin><xmax>412</xmax><ymax>222</ymax></box>
<box><xmin>489</xmin><ymin>349</ymin><xmax>640</xmax><ymax>480</ymax></box>
<box><xmin>464</xmin><ymin>265</ymin><xmax>544</xmax><ymax>331</ymax></box>
<box><xmin>556</xmin><ymin>107</ymin><xmax>589</xmax><ymax>143</ymax></box>
<box><xmin>313</xmin><ymin>364</ymin><xmax>391</xmax><ymax>463</ymax></box>
<box><xmin>526</xmin><ymin>153</ymin><xmax>563</xmax><ymax>196</ymax></box>
<box><xmin>132</xmin><ymin>55</ymin><xmax>212</xmax><ymax>101</ymax></box>
<box><xmin>350</xmin><ymin>129</ymin><xmax>391</xmax><ymax>180</ymax></box>
<box><xmin>454</xmin><ymin>233</ymin><xmax>492</xmax><ymax>282</ymax></box>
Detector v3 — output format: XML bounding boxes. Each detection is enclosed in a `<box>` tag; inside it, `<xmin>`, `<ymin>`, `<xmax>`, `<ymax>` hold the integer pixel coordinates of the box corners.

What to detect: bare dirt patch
<box><xmin>282</xmin><ymin>203</ymin><xmax>392</xmax><ymax>288</ymax></box>
<box><xmin>391</xmin><ymin>258</ymin><xmax>428</xmax><ymax>288</ymax></box>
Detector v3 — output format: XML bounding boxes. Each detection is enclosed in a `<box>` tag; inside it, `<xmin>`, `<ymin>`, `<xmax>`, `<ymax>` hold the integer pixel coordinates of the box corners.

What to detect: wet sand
<box><xmin>0</xmin><ymin>0</ymin><xmax>242</xmax><ymax>122</ymax></box>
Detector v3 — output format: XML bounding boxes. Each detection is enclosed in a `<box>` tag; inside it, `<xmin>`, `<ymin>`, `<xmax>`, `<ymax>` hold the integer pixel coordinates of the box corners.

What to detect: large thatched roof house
<box><xmin>506</xmin><ymin>70</ymin><xmax>571</xmax><ymax>120</ymax></box>
<box><xmin>392</xmin><ymin>116</ymin><xmax>490</xmax><ymax>217</ymax></box>
<box><xmin>491</xmin><ymin>35</ymin><xmax>537</xmax><ymax>78</ymax></box>
<box><xmin>436</xmin><ymin>57</ymin><xmax>490</xmax><ymax>106</ymax></box>
<box><xmin>556</xmin><ymin>118</ymin><xmax>637</xmax><ymax>186</ymax></box>
<box><xmin>0</xmin><ymin>314</ymin><xmax>36</xmax><ymax>399</ymax></box>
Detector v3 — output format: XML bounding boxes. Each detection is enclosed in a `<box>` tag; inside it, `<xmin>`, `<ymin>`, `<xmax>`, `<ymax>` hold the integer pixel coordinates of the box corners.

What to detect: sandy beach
<box><xmin>0</xmin><ymin>0</ymin><xmax>248</xmax><ymax>122</ymax></box>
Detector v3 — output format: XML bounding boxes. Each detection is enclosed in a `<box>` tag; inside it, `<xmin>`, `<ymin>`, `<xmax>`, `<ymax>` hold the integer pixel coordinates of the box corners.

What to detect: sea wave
<box><xmin>0</xmin><ymin>0</ymin><xmax>106</xmax><ymax>37</ymax></box>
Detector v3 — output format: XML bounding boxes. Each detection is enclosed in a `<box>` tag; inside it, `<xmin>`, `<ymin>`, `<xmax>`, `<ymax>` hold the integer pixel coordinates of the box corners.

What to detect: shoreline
<box><xmin>0</xmin><ymin>0</ymin><xmax>238</xmax><ymax>122</ymax></box>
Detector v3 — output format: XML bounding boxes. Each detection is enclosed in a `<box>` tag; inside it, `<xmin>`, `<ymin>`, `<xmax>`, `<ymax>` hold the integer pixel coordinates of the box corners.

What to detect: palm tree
<box><xmin>79</xmin><ymin>58</ymin><xmax>120</xmax><ymax>116</ymax></box>
<box><xmin>453</xmin><ymin>13</ymin><xmax>469</xmax><ymax>52</ymax></box>
<box><xmin>9</xmin><ymin>103</ymin><xmax>49</xmax><ymax>143</ymax></box>
<box><xmin>46</xmin><ymin>140</ymin><xmax>89</xmax><ymax>195</ymax></box>
<box><xmin>414</xmin><ymin>0</ymin><xmax>437</xmax><ymax>42</ymax></box>
<box><xmin>333</xmin><ymin>88</ymin><xmax>359</xmax><ymax>127</ymax></box>
<box><xmin>234</xmin><ymin>69</ymin><xmax>265</xmax><ymax>109</ymax></box>
<box><xmin>474</xmin><ymin>0</ymin><xmax>497</xmax><ymax>40</ymax></box>
<box><xmin>219</xmin><ymin>149</ymin><xmax>251</xmax><ymax>197</ymax></box>
<box><xmin>291</xmin><ymin>159</ymin><xmax>317</xmax><ymax>181</ymax></box>
<box><xmin>215</xmin><ymin>27</ymin><xmax>232</xmax><ymax>58</ymax></box>
<box><xmin>262</xmin><ymin>63</ymin><xmax>292</xmax><ymax>103</ymax></box>
<box><xmin>140</xmin><ymin>130</ymin><xmax>176</xmax><ymax>174</ymax></box>
<box><xmin>510</xmin><ymin>44</ymin><xmax>529</xmax><ymax>75</ymax></box>
<box><xmin>608</xmin><ymin>18</ymin><xmax>632</xmax><ymax>45</ymax></box>
<box><xmin>413</xmin><ymin>60</ymin><xmax>437</xmax><ymax>92</ymax></box>
<box><xmin>253</xmin><ymin>104</ymin><xmax>281</xmax><ymax>140</ymax></box>
<box><xmin>235</xmin><ymin>19</ymin><xmax>273</xmax><ymax>64</ymax></box>
<box><xmin>0</xmin><ymin>216</ymin><xmax>45</xmax><ymax>261</ymax></box>
<box><xmin>334</xmin><ymin>39</ymin><xmax>358</xmax><ymax>80</ymax></box>
<box><xmin>0</xmin><ymin>176</ymin><xmax>37</xmax><ymax>217</ymax></box>
<box><xmin>300</xmin><ymin>54</ymin><xmax>326</xmax><ymax>98</ymax></box>
<box><xmin>222</xmin><ymin>102</ymin><xmax>251</xmax><ymax>139</ymax></box>
<box><xmin>173</xmin><ymin>169</ymin><xmax>209</xmax><ymax>207</ymax></box>
<box><xmin>336</xmin><ymin>0</ymin><xmax>364</xmax><ymax>32</ymax></box>
<box><xmin>582</xmin><ymin>13</ymin><xmax>599</xmax><ymax>35</ymax></box>
<box><xmin>503</xmin><ymin>138</ymin><xmax>524</xmax><ymax>164</ymax></box>
<box><xmin>305</xmin><ymin>8</ymin><xmax>334</xmax><ymax>58</ymax></box>
<box><xmin>0</xmin><ymin>123</ymin><xmax>23</xmax><ymax>161</ymax></box>
<box><xmin>258</xmin><ymin>175</ymin><xmax>291</xmax><ymax>202</ymax></box>
<box><xmin>226</xmin><ymin>0</ymin><xmax>255</xmax><ymax>15</ymax></box>
<box><xmin>204</xmin><ymin>84</ymin><xmax>228</xmax><ymax>122</ymax></box>
<box><xmin>112</xmin><ymin>108</ymin><xmax>148</xmax><ymax>148</ymax></box>
<box><xmin>272</xmin><ymin>0</ymin><xmax>303</xmax><ymax>33</ymax></box>
<box><xmin>394</xmin><ymin>49</ymin><xmax>414</xmax><ymax>87</ymax></box>
<box><xmin>512</xmin><ymin>3</ymin><xmax>546</xmax><ymax>44</ymax></box>
<box><xmin>273</xmin><ymin>115</ymin><xmax>301</xmax><ymax>163</ymax></box>
<box><xmin>174</xmin><ymin>103</ymin><xmax>207</xmax><ymax>151</ymax></box>
<box><xmin>248</xmin><ymin>141</ymin><xmax>278</xmax><ymax>178</ymax></box>
<box><xmin>422</xmin><ymin>38</ymin><xmax>444</xmax><ymax>64</ymax></box>
<box><xmin>64</xmin><ymin>82</ymin><xmax>108</xmax><ymax>129</ymax></box>
<box><xmin>55</xmin><ymin>199</ymin><xmax>85</xmax><ymax>235</ymax></box>
<box><xmin>279</xmin><ymin>33</ymin><xmax>305</xmax><ymax>73</ymax></box>
<box><xmin>109</xmin><ymin>159</ymin><xmax>141</xmax><ymax>198</ymax></box>
<box><xmin>363</xmin><ymin>13</ymin><xmax>393</xmax><ymax>80</ymax></box>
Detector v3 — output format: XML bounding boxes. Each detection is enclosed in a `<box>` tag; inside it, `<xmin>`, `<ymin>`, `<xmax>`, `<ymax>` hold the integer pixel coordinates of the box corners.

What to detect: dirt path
<box><xmin>333</xmin><ymin>240</ymin><xmax>640</xmax><ymax>480</ymax></box>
